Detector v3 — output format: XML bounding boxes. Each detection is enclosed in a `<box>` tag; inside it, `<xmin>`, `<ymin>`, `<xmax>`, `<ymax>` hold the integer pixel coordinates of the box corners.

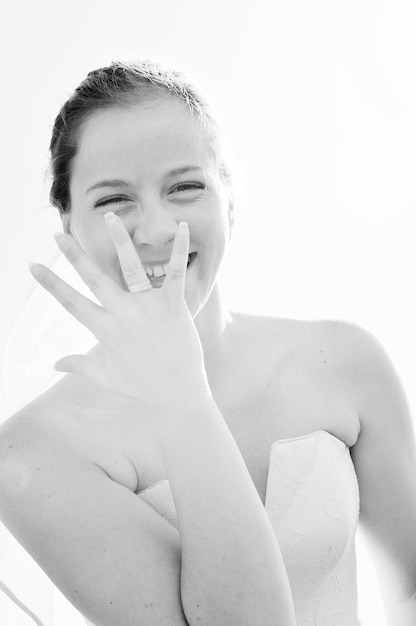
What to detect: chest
<box><xmin>78</xmin><ymin>353</ymin><xmax>358</xmax><ymax>505</ymax></box>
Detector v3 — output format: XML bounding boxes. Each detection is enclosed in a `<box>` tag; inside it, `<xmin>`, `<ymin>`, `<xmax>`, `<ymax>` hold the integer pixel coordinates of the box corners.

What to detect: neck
<box><xmin>193</xmin><ymin>280</ymin><xmax>234</xmax><ymax>378</ymax></box>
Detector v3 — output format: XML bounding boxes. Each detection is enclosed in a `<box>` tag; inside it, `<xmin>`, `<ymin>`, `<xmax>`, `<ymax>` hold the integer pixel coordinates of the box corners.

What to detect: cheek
<box><xmin>192</xmin><ymin>205</ymin><xmax>228</xmax><ymax>237</ymax></box>
<box><xmin>98</xmin><ymin>244</ymin><xmax>120</xmax><ymax>277</ymax></box>
<box><xmin>78</xmin><ymin>230</ymin><xmax>118</xmax><ymax>275</ymax></box>
<box><xmin>203</xmin><ymin>214</ymin><xmax>229</xmax><ymax>252</ymax></box>
<box><xmin>68</xmin><ymin>213</ymin><xmax>121</xmax><ymax>277</ymax></box>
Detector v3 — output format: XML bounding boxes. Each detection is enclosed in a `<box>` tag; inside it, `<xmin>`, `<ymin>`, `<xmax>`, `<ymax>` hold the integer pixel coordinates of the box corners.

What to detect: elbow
<box><xmin>182</xmin><ymin>602</ymin><xmax>296</xmax><ymax>626</ymax></box>
<box><xmin>181</xmin><ymin>578</ymin><xmax>296</xmax><ymax>626</ymax></box>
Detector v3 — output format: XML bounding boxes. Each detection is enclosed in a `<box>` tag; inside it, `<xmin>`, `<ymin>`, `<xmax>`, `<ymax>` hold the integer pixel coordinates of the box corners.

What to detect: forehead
<box><xmin>70</xmin><ymin>99</ymin><xmax>215</xmax><ymax>189</ymax></box>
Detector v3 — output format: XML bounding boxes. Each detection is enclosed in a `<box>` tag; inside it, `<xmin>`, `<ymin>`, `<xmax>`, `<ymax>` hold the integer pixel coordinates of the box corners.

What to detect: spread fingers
<box><xmin>29</xmin><ymin>263</ymin><xmax>105</xmax><ymax>334</ymax></box>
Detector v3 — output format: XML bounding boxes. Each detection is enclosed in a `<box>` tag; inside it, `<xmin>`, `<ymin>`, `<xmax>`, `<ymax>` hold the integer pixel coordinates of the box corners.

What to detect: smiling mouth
<box><xmin>186</xmin><ymin>252</ymin><xmax>197</xmax><ymax>268</ymax></box>
<box><xmin>146</xmin><ymin>252</ymin><xmax>197</xmax><ymax>285</ymax></box>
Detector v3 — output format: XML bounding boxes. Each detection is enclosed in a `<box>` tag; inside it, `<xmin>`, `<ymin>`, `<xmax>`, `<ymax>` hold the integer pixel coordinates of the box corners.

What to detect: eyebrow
<box><xmin>86</xmin><ymin>166</ymin><xmax>204</xmax><ymax>195</ymax></box>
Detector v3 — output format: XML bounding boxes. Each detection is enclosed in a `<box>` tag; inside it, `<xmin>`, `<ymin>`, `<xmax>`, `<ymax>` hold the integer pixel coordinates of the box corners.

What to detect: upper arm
<box><xmin>341</xmin><ymin>323</ymin><xmax>416</xmax><ymax>604</ymax></box>
<box><xmin>0</xmin><ymin>412</ymin><xmax>189</xmax><ymax>626</ymax></box>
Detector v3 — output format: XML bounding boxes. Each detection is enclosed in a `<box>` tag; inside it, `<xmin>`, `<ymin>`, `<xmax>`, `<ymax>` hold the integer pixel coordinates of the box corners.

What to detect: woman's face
<box><xmin>63</xmin><ymin>98</ymin><xmax>232</xmax><ymax>317</ymax></box>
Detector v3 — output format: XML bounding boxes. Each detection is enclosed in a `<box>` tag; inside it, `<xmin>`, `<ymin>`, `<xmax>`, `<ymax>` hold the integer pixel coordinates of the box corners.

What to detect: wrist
<box><xmin>151</xmin><ymin>390</ymin><xmax>221</xmax><ymax>449</ymax></box>
<box><xmin>161</xmin><ymin>385</ymin><xmax>213</xmax><ymax>414</ymax></box>
<box><xmin>151</xmin><ymin>378</ymin><xmax>215</xmax><ymax>420</ymax></box>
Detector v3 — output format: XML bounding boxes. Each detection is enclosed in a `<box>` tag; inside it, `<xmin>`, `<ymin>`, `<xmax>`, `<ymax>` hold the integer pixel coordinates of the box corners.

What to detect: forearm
<box><xmin>152</xmin><ymin>392</ymin><xmax>296</xmax><ymax>626</ymax></box>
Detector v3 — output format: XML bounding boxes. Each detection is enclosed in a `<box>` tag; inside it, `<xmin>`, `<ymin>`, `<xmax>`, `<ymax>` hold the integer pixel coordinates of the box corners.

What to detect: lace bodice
<box><xmin>138</xmin><ymin>430</ymin><xmax>361</xmax><ymax>625</ymax></box>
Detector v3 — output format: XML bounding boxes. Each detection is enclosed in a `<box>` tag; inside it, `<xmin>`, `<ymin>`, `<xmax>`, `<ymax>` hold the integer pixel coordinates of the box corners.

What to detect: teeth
<box><xmin>143</xmin><ymin>254</ymin><xmax>195</xmax><ymax>278</ymax></box>
<box><xmin>153</xmin><ymin>265</ymin><xmax>164</xmax><ymax>277</ymax></box>
<box><xmin>143</xmin><ymin>264</ymin><xmax>165</xmax><ymax>277</ymax></box>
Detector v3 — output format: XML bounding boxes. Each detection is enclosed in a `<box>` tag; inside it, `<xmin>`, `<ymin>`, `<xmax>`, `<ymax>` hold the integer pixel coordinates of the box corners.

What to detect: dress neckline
<box><xmin>270</xmin><ymin>428</ymin><xmax>347</xmax><ymax>449</ymax></box>
<box><xmin>137</xmin><ymin>429</ymin><xmax>347</xmax><ymax>496</ymax></box>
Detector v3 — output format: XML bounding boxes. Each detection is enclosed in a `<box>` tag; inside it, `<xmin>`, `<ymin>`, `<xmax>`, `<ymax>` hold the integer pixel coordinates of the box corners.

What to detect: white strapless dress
<box><xmin>135</xmin><ymin>430</ymin><xmax>361</xmax><ymax>626</ymax></box>
<box><xmin>1</xmin><ymin>430</ymin><xmax>360</xmax><ymax>625</ymax></box>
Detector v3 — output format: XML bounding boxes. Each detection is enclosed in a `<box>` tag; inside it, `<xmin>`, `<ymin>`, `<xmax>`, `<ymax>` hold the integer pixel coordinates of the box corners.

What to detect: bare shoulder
<box><xmin>230</xmin><ymin>312</ymin><xmax>390</xmax><ymax>444</ymax></box>
<box><xmin>279</xmin><ymin>314</ymin><xmax>384</xmax><ymax>364</ymax></box>
<box><xmin>271</xmin><ymin>315</ymin><xmax>413</xmax><ymax>436</ymax></box>
<box><xmin>302</xmin><ymin>317</ymin><xmax>410</xmax><ymax>413</ymax></box>
<box><xmin>0</xmin><ymin>393</ymin><xmax>58</xmax><ymax>451</ymax></box>
<box><xmin>0</xmin><ymin>384</ymin><xmax>141</xmax><ymax>494</ymax></box>
<box><xmin>230</xmin><ymin>309</ymin><xmax>375</xmax><ymax>370</ymax></box>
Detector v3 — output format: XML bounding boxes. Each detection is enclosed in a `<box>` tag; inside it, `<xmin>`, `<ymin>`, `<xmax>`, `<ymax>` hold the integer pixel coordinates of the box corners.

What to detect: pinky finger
<box><xmin>54</xmin><ymin>354</ymin><xmax>108</xmax><ymax>387</ymax></box>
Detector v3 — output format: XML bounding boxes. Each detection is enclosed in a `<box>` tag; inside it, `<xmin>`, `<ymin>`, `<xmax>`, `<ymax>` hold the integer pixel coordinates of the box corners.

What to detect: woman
<box><xmin>0</xmin><ymin>60</ymin><xmax>415</xmax><ymax>625</ymax></box>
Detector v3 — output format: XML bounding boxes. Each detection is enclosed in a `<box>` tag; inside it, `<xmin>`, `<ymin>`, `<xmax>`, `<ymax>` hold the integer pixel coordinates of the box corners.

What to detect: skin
<box><xmin>65</xmin><ymin>98</ymin><xmax>234</xmax><ymax>366</ymax></box>
<box><xmin>0</xmin><ymin>96</ymin><xmax>416</xmax><ymax>624</ymax></box>
<box><xmin>9</xmin><ymin>99</ymin><xmax>299</xmax><ymax>623</ymax></box>
<box><xmin>47</xmin><ymin>97</ymin><xmax>360</xmax><ymax>462</ymax></box>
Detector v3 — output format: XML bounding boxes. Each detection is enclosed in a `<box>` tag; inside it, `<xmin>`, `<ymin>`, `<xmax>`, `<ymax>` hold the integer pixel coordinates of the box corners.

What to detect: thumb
<box><xmin>54</xmin><ymin>354</ymin><xmax>107</xmax><ymax>386</ymax></box>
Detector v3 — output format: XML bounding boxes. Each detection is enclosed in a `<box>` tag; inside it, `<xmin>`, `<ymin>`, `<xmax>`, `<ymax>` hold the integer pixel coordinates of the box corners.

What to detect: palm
<box><xmin>30</xmin><ymin>215</ymin><xmax>208</xmax><ymax>410</ymax></box>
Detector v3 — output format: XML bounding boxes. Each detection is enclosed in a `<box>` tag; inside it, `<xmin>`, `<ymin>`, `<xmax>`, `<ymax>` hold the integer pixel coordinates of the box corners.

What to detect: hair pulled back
<box><xmin>49</xmin><ymin>60</ymin><xmax>232</xmax><ymax>214</ymax></box>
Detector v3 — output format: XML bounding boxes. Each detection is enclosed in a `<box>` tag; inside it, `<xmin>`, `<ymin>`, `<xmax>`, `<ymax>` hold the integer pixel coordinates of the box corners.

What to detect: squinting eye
<box><xmin>94</xmin><ymin>196</ymin><xmax>131</xmax><ymax>208</ymax></box>
<box><xmin>172</xmin><ymin>182</ymin><xmax>206</xmax><ymax>193</ymax></box>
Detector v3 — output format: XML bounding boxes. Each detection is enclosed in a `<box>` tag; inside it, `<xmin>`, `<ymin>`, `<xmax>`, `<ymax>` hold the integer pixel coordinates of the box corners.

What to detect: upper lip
<box><xmin>141</xmin><ymin>259</ymin><xmax>170</xmax><ymax>265</ymax></box>
<box><xmin>140</xmin><ymin>252</ymin><xmax>196</xmax><ymax>265</ymax></box>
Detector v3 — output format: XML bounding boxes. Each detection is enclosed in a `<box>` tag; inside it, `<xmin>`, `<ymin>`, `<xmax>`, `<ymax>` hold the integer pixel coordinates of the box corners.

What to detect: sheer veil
<box><xmin>0</xmin><ymin>208</ymin><xmax>97</xmax><ymax>417</ymax></box>
<box><xmin>0</xmin><ymin>206</ymin><xmax>95</xmax><ymax>625</ymax></box>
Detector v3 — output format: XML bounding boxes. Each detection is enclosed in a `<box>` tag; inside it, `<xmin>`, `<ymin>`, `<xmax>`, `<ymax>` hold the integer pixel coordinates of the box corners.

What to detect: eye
<box><xmin>94</xmin><ymin>196</ymin><xmax>131</xmax><ymax>208</ymax></box>
<box><xmin>171</xmin><ymin>182</ymin><xmax>206</xmax><ymax>193</ymax></box>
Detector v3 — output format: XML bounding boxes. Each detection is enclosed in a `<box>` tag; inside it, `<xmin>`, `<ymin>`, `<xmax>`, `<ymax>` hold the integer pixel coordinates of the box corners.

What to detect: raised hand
<box><xmin>29</xmin><ymin>213</ymin><xmax>210</xmax><ymax>412</ymax></box>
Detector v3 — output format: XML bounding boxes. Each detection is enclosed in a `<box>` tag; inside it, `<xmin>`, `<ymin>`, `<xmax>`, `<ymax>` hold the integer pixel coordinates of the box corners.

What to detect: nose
<box><xmin>131</xmin><ymin>203</ymin><xmax>177</xmax><ymax>249</ymax></box>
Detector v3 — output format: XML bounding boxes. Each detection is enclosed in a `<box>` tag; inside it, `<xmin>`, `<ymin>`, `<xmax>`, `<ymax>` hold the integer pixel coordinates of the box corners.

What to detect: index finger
<box><xmin>104</xmin><ymin>212</ymin><xmax>151</xmax><ymax>292</ymax></box>
<box><xmin>54</xmin><ymin>232</ymin><xmax>124</xmax><ymax>309</ymax></box>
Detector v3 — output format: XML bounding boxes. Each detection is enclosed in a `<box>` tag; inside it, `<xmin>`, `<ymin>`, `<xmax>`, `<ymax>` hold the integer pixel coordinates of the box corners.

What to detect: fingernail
<box><xmin>104</xmin><ymin>212</ymin><xmax>118</xmax><ymax>223</ymax></box>
<box><xmin>54</xmin><ymin>232</ymin><xmax>71</xmax><ymax>252</ymax></box>
<box><xmin>179</xmin><ymin>221</ymin><xmax>188</xmax><ymax>229</ymax></box>
<box><xmin>28</xmin><ymin>262</ymin><xmax>40</xmax><ymax>276</ymax></box>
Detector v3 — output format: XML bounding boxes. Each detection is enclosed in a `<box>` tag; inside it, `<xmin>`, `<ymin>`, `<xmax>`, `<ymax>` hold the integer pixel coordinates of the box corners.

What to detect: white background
<box><xmin>1</xmin><ymin>0</ymin><xmax>416</xmax><ymax>623</ymax></box>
